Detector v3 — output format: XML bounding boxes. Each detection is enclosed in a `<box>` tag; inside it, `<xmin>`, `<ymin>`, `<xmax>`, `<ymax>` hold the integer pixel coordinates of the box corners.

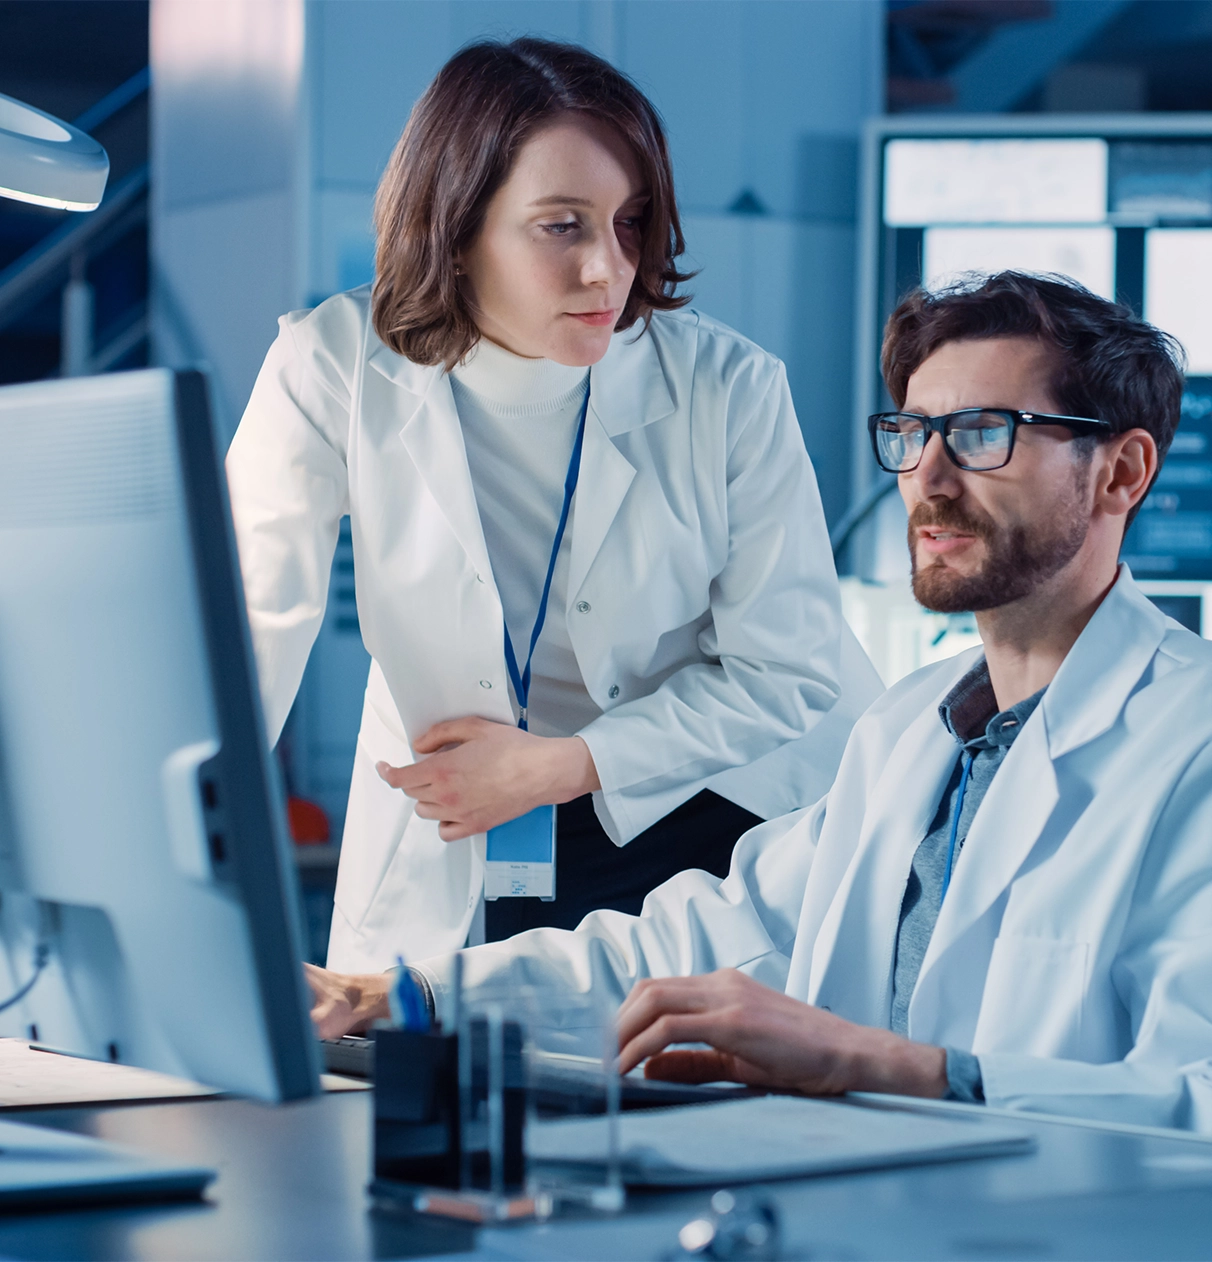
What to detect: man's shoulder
<box><xmin>1130</xmin><ymin>621</ymin><xmax>1212</xmax><ymax>742</ymax></box>
<box><xmin>1090</xmin><ymin>579</ymin><xmax>1212</xmax><ymax>744</ymax></box>
<box><xmin>1157</xmin><ymin>618</ymin><xmax>1212</xmax><ymax>672</ymax></box>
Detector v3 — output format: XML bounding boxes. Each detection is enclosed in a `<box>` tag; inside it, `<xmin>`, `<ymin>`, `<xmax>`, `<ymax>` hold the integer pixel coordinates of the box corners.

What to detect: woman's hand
<box><xmin>304</xmin><ymin>964</ymin><xmax>393</xmax><ymax>1040</ymax></box>
<box><xmin>376</xmin><ymin>718</ymin><xmax>600</xmax><ymax>840</ymax></box>
<box><xmin>615</xmin><ymin>969</ymin><xmax>948</xmax><ymax>1099</ymax></box>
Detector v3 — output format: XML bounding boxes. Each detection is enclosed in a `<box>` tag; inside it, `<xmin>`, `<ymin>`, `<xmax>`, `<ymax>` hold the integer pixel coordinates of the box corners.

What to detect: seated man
<box><xmin>309</xmin><ymin>271</ymin><xmax>1212</xmax><ymax>1130</ymax></box>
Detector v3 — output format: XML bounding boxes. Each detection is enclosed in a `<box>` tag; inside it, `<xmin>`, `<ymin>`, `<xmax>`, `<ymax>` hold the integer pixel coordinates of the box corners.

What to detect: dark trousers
<box><xmin>484</xmin><ymin>790</ymin><xmax>763</xmax><ymax>941</ymax></box>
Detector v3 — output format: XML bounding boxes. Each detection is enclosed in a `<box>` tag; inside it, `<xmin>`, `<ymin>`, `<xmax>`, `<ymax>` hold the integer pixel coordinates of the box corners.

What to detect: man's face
<box><xmin>900</xmin><ymin>337</ymin><xmax>1095</xmax><ymax>614</ymax></box>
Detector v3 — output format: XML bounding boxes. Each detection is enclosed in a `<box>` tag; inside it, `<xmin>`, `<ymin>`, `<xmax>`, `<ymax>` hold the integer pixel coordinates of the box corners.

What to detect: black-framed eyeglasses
<box><xmin>868</xmin><ymin>408</ymin><xmax>1113</xmax><ymax>474</ymax></box>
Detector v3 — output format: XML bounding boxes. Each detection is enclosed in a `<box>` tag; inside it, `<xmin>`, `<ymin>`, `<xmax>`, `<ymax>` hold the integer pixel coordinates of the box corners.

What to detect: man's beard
<box><xmin>908</xmin><ymin>476</ymin><xmax>1091</xmax><ymax>614</ymax></box>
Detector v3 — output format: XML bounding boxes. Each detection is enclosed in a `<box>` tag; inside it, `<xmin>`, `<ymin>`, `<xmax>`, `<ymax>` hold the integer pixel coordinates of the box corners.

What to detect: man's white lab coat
<box><xmin>226</xmin><ymin>288</ymin><xmax>882</xmax><ymax>970</ymax></box>
<box><xmin>420</xmin><ymin>571</ymin><xmax>1212</xmax><ymax>1130</ymax></box>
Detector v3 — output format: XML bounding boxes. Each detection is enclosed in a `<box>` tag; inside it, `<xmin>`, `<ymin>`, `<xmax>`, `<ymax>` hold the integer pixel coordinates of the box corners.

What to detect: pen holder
<box><xmin>373</xmin><ymin>1026</ymin><xmax>461</xmax><ymax>1190</ymax></box>
<box><xmin>373</xmin><ymin>1016</ymin><xmax>526</xmax><ymax>1194</ymax></box>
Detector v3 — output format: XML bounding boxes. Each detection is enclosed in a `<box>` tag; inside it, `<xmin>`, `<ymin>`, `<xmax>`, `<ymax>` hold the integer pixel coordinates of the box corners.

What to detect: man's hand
<box><xmin>305</xmin><ymin>964</ymin><xmax>392</xmax><ymax>1040</ymax></box>
<box><xmin>616</xmin><ymin>970</ymin><xmax>948</xmax><ymax>1099</ymax></box>
<box><xmin>376</xmin><ymin>717</ymin><xmax>600</xmax><ymax>841</ymax></box>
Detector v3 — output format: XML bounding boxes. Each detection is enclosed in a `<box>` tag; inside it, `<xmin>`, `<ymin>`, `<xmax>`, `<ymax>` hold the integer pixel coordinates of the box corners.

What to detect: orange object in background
<box><xmin>287</xmin><ymin>797</ymin><xmax>330</xmax><ymax>845</ymax></box>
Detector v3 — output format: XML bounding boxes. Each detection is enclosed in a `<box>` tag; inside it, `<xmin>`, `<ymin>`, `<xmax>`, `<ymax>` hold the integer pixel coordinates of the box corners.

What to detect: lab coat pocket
<box><xmin>974</xmin><ymin>936</ymin><xmax>1090</xmax><ymax>1058</ymax></box>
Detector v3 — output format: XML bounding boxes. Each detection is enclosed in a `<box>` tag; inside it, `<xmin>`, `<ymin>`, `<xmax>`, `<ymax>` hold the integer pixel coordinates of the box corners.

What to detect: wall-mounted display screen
<box><xmin>922</xmin><ymin>226</ymin><xmax>1116</xmax><ymax>298</ymax></box>
<box><xmin>884</xmin><ymin>138</ymin><xmax>1108</xmax><ymax>225</ymax></box>
<box><xmin>869</xmin><ymin>124</ymin><xmax>1212</xmax><ymax>581</ymax></box>
<box><xmin>1145</xmin><ymin>229</ymin><xmax>1212</xmax><ymax>375</ymax></box>
<box><xmin>1110</xmin><ymin>143</ymin><xmax>1212</xmax><ymax>220</ymax></box>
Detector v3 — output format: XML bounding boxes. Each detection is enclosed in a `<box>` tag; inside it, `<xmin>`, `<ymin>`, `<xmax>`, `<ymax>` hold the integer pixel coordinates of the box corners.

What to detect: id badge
<box><xmin>485</xmin><ymin>805</ymin><xmax>556</xmax><ymax>900</ymax></box>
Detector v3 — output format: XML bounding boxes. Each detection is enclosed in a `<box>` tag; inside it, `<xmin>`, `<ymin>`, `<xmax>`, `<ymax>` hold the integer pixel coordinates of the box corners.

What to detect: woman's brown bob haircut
<box><xmin>372</xmin><ymin>37</ymin><xmax>692</xmax><ymax>368</ymax></box>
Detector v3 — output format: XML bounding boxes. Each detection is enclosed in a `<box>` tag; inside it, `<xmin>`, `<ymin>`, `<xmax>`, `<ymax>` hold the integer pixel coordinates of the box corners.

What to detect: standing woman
<box><xmin>227</xmin><ymin>38</ymin><xmax>882</xmax><ymax>974</ymax></box>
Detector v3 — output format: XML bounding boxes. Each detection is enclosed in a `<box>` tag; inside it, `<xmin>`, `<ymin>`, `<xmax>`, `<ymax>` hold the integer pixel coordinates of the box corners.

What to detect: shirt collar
<box><xmin>939</xmin><ymin>657</ymin><xmax>1047</xmax><ymax>751</ymax></box>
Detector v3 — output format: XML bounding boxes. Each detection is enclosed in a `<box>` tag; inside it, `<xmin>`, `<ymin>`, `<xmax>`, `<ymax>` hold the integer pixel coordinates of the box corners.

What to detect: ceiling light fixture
<box><xmin>0</xmin><ymin>91</ymin><xmax>109</xmax><ymax>212</ymax></box>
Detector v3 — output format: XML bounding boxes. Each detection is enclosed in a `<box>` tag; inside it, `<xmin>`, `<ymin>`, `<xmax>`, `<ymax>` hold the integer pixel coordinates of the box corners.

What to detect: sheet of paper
<box><xmin>0</xmin><ymin>1038</ymin><xmax>369</xmax><ymax>1107</ymax></box>
<box><xmin>0</xmin><ymin>1039</ymin><xmax>220</xmax><ymax>1108</ymax></box>
<box><xmin>527</xmin><ymin>1094</ymin><xmax>1033</xmax><ymax>1186</ymax></box>
<box><xmin>320</xmin><ymin>1072</ymin><xmax>371</xmax><ymax>1092</ymax></box>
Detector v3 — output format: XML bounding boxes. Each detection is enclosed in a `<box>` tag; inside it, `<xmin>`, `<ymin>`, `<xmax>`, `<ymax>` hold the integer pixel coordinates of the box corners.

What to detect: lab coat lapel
<box><xmin>907</xmin><ymin>725</ymin><xmax>1059</xmax><ymax>1040</ymax></box>
<box><xmin>371</xmin><ymin>345</ymin><xmax>493</xmax><ymax>582</ymax></box>
<box><xmin>567</xmin><ymin>327</ymin><xmax>676</xmax><ymax>597</ymax></box>
<box><xmin>807</xmin><ymin>674</ymin><xmax>972</xmax><ymax>1026</ymax></box>
<box><xmin>909</xmin><ymin>568</ymin><xmax>1166</xmax><ymax>1036</ymax></box>
<box><xmin>567</xmin><ymin>404</ymin><xmax>636</xmax><ymax>598</ymax></box>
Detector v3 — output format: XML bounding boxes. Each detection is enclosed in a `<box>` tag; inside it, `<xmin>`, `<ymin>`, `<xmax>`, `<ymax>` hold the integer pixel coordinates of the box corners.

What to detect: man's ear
<box><xmin>1097</xmin><ymin>428</ymin><xmax>1158</xmax><ymax>519</ymax></box>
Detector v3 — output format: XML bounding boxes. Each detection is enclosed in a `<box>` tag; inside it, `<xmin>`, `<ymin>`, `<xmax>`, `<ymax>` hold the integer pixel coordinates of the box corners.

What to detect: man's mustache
<box><xmin>908</xmin><ymin>502</ymin><xmax>993</xmax><ymax>540</ymax></box>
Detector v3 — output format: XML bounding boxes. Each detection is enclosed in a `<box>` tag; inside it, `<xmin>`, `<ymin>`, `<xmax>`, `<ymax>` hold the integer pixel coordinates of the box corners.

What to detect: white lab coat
<box><xmin>226</xmin><ymin>287</ymin><xmax>883</xmax><ymax>970</ymax></box>
<box><xmin>420</xmin><ymin>570</ymin><xmax>1212</xmax><ymax>1131</ymax></box>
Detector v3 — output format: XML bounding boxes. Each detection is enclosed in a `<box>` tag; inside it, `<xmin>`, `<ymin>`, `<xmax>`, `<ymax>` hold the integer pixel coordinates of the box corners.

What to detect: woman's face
<box><xmin>459</xmin><ymin>115</ymin><xmax>648</xmax><ymax>365</ymax></box>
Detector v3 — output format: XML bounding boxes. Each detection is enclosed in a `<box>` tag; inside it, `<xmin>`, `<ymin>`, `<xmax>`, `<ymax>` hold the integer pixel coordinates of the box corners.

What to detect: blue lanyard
<box><xmin>939</xmin><ymin>751</ymin><xmax>973</xmax><ymax>909</ymax></box>
<box><xmin>501</xmin><ymin>383</ymin><xmax>590</xmax><ymax>731</ymax></box>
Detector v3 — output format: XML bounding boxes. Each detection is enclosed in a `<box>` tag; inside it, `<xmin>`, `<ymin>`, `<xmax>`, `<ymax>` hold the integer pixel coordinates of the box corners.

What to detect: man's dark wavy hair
<box><xmin>882</xmin><ymin>272</ymin><xmax>1186</xmax><ymax>524</ymax></box>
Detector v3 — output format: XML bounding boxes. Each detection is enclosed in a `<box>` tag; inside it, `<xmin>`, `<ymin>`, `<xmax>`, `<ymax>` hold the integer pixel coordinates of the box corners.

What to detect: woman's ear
<box><xmin>1097</xmin><ymin>428</ymin><xmax>1158</xmax><ymax>519</ymax></box>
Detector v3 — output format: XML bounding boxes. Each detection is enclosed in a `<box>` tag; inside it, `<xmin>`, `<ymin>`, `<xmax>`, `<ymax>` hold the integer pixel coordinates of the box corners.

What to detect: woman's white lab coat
<box><xmin>226</xmin><ymin>288</ymin><xmax>883</xmax><ymax>971</ymax></box>
<box><xmin>425</xmin><ymin>573</ymin><xmax>1212</xmax><ymax>1131</ymax></box>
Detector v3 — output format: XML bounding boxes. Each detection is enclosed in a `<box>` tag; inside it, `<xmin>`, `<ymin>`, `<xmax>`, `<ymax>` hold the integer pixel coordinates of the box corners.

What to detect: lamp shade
<box><xmin>0</xmin><ymin>92</ymin><xmax>109</xmax><ymax>211</ymax></box>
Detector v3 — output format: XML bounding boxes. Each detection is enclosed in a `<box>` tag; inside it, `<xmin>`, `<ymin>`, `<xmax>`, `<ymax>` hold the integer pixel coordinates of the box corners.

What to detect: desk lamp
<box><xmin>0</xmin><ymin>90</ymin><xmax>108</xmax><ymax>211</ymax></box>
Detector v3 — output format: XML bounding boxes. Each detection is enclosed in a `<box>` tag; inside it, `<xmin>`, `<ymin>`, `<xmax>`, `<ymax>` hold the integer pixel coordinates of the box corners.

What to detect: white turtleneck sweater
<box><xmin>450</xmin><ymin>337</ymin><xmax>602</xmax><ymax>741</ymax></box>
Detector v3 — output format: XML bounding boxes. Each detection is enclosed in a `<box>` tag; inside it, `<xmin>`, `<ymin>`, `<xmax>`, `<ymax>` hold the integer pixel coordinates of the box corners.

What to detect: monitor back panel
<box><xmin>0</xmin><ymin>369</ymin><xmax>318</xmax><ymax>1101</ymax></box>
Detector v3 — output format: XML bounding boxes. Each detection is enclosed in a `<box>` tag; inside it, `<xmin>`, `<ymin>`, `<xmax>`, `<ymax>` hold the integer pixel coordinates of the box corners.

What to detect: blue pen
<box><xmin>392</xmin><ymin>956</ymin><xmax>430</xmax><ymax>1031</ymax></box>
<box><xmin>396</xmin><ymin>959</ymin><xmax>424</xmax><ymax>1029</ymax></box>
<box><xmin>391</xmin><ymin>958</ymin><xmax>417</xmax><ymax>1029</ymax></box>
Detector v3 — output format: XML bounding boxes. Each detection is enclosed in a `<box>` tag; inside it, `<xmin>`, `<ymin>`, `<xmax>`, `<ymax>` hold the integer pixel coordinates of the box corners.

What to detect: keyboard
<box><xmin>319</xmin><ymin>1035</ymin><xmax>375</xmax><ymax>1079</ymax></box>
<box><xmin>320</xmin><ymin>1035</ymin><xmax>755</xmax><ymax>1114</ymax></box>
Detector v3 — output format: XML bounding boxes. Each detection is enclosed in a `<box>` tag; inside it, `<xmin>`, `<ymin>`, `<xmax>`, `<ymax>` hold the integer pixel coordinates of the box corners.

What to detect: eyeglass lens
<box><xmin>876</xmin><ymin>411</ymin><xmax>1012</xmax><ymax>471</ymax></box>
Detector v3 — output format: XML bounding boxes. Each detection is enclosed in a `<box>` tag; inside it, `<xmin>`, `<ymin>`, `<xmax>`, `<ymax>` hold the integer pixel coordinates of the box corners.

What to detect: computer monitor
<box><xmin>852</xmin><ymin>115</ymin><xmax>1212</xmax><ymax>587</ymax></box>
<box><xmin>0</xmin><ymin>368</ymin><xmax>320</xmax><ymax>1103</ymax></box>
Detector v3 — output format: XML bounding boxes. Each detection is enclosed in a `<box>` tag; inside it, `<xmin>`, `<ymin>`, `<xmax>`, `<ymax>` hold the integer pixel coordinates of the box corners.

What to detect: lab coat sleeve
<box><xmin>578</xmin><ymin>355</ymin><xmax>845</xmax><ymax>841</ymax></box>
<box><xmin>414</xmin><ymin>800</ymin><xmax>824</xmax><ymax>1041</ymax></box>
<box><xmin>225</xmin><ymin>310</ymin><xmax>354</xmax><ymax>744</ymax></box>
<box><xmin>979</xmin><ymin>741</ymin><xmax>1212</xmax><ymax>1132</ymax></box>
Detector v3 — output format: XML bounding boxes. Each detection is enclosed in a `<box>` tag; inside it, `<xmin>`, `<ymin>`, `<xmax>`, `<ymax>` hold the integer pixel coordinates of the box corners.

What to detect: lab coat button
<box><xmin>476</xmin><ymin>573</ymin><xmax>486</xmax><ymax>583</ymax></box>
<box><xmin>608</xmin><ymin>685</ymin><xmax>620</xmax><ymax>699</ymax></box>
<box><xmin>479</xmin><ymin>679</ymin><xmax>492</xmax><ymax>689</ymax></box>
<box><xmin>576</xmin><ymin>601</ymin><xmax>591</xmax><ymax>614</ymax></box>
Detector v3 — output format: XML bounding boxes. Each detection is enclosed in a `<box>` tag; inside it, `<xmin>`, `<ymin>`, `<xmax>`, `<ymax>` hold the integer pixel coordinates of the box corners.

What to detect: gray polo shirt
<box><xmin>890</xmin><ymin>658</ymin><xmax>1047</xmax><ymax>1102</ymax></box>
